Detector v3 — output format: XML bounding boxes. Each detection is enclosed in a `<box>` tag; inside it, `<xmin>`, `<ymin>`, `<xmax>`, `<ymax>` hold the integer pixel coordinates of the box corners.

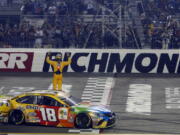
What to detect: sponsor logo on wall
<box><xmin>43</xmin><ymin>52</ymin><xmax>180</xmax><ymax>73</ymax></box>
<box><xmin>0</xmin><ymin>49</ymin><xmax>180</xmax><ymax>73</ymax></box>
<box><xmin>0</xmin><ymin>52</ymin><xmax>34</xmax><ymax>72</ymax></box>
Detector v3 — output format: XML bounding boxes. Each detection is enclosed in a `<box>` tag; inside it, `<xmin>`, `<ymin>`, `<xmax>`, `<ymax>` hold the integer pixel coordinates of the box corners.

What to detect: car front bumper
<box><xmin>93</xmin><ymin>113</ymin><xmax>116</xmax><ymax>128</ymax></box>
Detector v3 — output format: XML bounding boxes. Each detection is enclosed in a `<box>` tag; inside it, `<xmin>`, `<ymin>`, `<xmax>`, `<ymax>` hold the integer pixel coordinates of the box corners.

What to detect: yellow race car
<box><xmin>0</xmin><ymin>90</ymin><xmax>115</xmax><ymax>129</ymax></box>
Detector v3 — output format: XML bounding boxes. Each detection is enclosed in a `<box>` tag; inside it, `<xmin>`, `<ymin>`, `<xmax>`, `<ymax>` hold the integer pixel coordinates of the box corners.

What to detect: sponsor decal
<box><xmin>26</xmin><ymin>105</ymin><xmax>40</xmax><ymax>110</ymax></box>
<box><xmin>27</xmin><ymin>112</ymin><xmax>37</xmax><ymax>117</ymax></box>
<box><xmin>58</xmin><ymin>108</ymin><xmax>68</xmax><ymax>120</ymax></box>
<box><xmin>43</xmin><ymin>52</ymin><xmax>180</xmax><ymax>73</ymax></box>
<box><xmin>68</xmin><ymin>116</ymin><xmax>74</xmax><ymax>122</ymax></box>
<box><xmin>17</xmin><ymin>106</ymin><xmax>26</xmax><ymax>111</ymax></box>
<box><xmin>0</xmin><ymin>52</ymin><xmax>34</xmax><ymax>72</ymax></box>
<box><xmin>27</xmin><ymin>117</ymin><xmax>41</xmax><ymax>122</ymax></box>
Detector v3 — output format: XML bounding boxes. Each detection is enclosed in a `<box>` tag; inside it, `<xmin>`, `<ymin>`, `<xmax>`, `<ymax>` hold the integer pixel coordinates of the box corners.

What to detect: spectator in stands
<box><xmin>161</xmin><ymin>30</ymin><xmax>170</xmax><ymax>49</ymax></box>
<box><xmin>45</xmin><ymin>24</ymin><xmax>56</xmax><ymax>47</ymax></box>
<box><xmin>103</xmin><ymin>30</ymin><xmax>114</xmax><ymax>48</ymax></box>
<box><xmin>34</xmin><ymin>27</ymin><xmax>43</xmax><ymax>48</ymax></box>
<box><xmin>137</xmin><ymin>2</ymin><xmax>145</xmax><ymax>16</ymax></box>
<box><xmin>48</xmin><ymin>3</ymin><xmax>57</xmax><ymax>24</ymax></box>
<box><xmin>0</xmin><ymin>0</ymin><xmax>178</xmax><ymax>49</ymax></box>
<box><xmin>86</xmin><ymin>27</ymin><xmax>97</xmax><ymax>48</ymax></box>
<box><xmin>74</xmin><ymin>23</ymin><xmax>86</xmax><ymax>48</ymax></box>
<box><xmin>125</xmin><ymin>28</ymin><xmax>136</xmax><ymax>49</ymax></box>
<box><xmin>7</xmin><ymin>0</ymin><xmax>12</xmax><ymax>6</ymax></box>
<box><xmin>84</xmin><ymin>0</ymin><xmax>96</xmax><ymax>14</ymax></box>
<box><xmin>19</xmin><ymin>25</ymin><xmax>27</xmax><ymax>48</ymax></box>
<box><xmin>33</xmin><ymin>0</ymin><xmax>44</xmax><ymax>15</ymax></box>
<box><xmin>27</xmin><ymin>26</ymin><xmax>35</xmax><ymax>48</ymax></box>
<box><xmin>11</xmin><ymin>25</ymin><xmax>19</xmax><ymax>47</ymax></box>
<box><xmin>94</xmin><ymin>25</ymin><xmax>103</xmax><ymax>48</ymax></box>
<box><xmin>0</xmin><ymin>24</ymin><xmax>4</xmax><ymax>47</ymax></box>
<box><xmin>57</xmin><ymin>1</ymin><xmax>68</xmax><ymax>15</ymax></box>
<box><xmin>48</xmin><ymin>3</ymin><xmax>57</xmax><ymax>15</ymax></box>
<box><xmin>62</xmin><ymin>27</ymin><xmax>71</xmax><ymax>48</ymax></box>
<box><xmin>151</xmin><ymin>30</ymin><xmax>163</xmax><ymax>49</ymax></box>
<box><xmin>22</xmin><ymin>0</ymin><xmax>34</xmax><ymax>14</ymax></box>
<box><xmin>54</xmin><ymin>26</ymin><xmax>63</xmax><ymax>48</ymax></box>
<box><xmin>148</xmin><ymin>22</ymin><xmax>154</xmax><ymax>38</ymax></box>
<box><xmin>0</xmin><ymin>0</ymin><xmax>7</xmax><ymax>6</ymax></box>
<box><xmin>74</xmin><ymin>23</ymin><xmax>81</xmax><ymax>48</ymax></box>
<box><xmin>140</xmin><ymin>0</ymin><xmax>179</xmax><ymax>49</ymax></box>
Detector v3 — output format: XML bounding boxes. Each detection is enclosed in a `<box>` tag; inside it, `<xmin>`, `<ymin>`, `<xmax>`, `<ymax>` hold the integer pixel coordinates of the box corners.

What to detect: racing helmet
<box><xmin>55</xmin><ymin>53</ymin><xmax>62</xmax><ymax>60</ymax></box>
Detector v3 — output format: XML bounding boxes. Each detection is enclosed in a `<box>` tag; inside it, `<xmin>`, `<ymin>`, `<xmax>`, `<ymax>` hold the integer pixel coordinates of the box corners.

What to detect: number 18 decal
<box><xmin>40</xmin><ymin>108</ymin><xmax>57</xmax><ymax>122</ymax></box>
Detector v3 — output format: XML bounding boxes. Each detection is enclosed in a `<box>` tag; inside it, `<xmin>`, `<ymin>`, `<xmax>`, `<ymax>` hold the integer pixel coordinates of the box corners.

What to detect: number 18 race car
<box><xmin>0</xmin><ymin>90</ymin><xmax>115</xmax><ymax>129</ymax></box>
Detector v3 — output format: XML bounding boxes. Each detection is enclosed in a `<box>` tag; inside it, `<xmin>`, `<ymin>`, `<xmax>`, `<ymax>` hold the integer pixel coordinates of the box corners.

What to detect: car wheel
<box><xmin>8</xmin><ymin>110</ymin><xmax>25</xmax><ymax>125</ymax></box>
<box><xmin>75</xmin><ymin>113</ymin><xmax>92</xmax><ymax>129</ymax></box>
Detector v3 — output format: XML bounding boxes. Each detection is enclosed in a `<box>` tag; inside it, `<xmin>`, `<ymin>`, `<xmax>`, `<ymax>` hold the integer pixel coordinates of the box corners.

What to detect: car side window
<box><xmin>16</xmin><ymin>96</ymin><xmax>36</xmax><ymax>104</ymax></box>
<box><xmin>38</xmin><ymin>96</ymin><xmax>64</xmax><ymax>107</ymax></box>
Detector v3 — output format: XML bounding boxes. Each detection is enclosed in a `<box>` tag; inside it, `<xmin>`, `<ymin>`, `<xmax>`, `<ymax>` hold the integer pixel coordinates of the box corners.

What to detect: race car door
<box><xmin>15</xmin><ymin>95</ymin><xmax>40</xmax><ymax>123</ymax></box>
<box><xmin>37</xmin><ymin>96</ymin><xmax>73</xmax><ymax>127</ymax></box>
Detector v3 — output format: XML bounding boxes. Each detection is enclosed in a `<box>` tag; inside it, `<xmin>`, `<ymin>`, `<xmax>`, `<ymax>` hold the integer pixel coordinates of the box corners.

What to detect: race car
<box><xmin>0</xmin><ymin>90</ymin><xmax>115</xmax><ymax>129</ymax></box>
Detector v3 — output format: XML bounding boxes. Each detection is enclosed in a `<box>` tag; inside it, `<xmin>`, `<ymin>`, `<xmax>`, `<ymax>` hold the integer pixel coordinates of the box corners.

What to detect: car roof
<box><xmin>8</xmin><ymin>90</ymin><xmax>70</xmax><ymax>98</ymax></box>
<box><xmin>28</xmin><ymin>90</ymin><xmax>70</xmax><ymax>97</ymax></box>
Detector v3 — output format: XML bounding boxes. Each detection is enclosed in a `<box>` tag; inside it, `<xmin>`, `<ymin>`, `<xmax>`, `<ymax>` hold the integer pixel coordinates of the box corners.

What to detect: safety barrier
<box><xmin>0</xmin><ymin>49</ymin><xmax>180</xmax><ymax>74</ymax></box>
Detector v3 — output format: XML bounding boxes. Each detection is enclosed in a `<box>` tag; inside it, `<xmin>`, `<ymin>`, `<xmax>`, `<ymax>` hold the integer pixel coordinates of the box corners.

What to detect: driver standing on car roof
<box><xmin>46</xmin><ymin>52</ymin><xmax>71</xmax><ymax>91</ymax></box>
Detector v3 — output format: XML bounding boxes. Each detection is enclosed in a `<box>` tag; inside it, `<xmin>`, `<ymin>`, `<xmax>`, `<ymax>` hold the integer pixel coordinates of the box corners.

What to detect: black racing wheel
<box><xmin>75</xmin><ymin>113</ymin><xmax>92</xmax><ymax>129</ymax></box>
<box><xmin>8</xmin><ymin>110</ymin><xmax>25</xmax><ymax>125</ymax></box>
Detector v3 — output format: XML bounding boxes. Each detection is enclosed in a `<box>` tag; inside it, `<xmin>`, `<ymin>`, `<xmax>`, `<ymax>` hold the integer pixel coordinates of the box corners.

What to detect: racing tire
<box><xmin>8</xmin><ymin>110</ymin><xmax>25</xmax><ymax>125</ymax></box>
<box><xmin>75</xmin><ymin>113</ymin><xmax>92</xmax><ymax>129</ymax></box>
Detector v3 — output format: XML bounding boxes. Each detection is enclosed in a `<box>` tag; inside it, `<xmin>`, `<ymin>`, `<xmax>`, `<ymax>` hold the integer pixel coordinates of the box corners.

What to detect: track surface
<box><xmin>0</xmin><ymin>73</ymin><xmax>180</xmax><ymax>134</ymax></box>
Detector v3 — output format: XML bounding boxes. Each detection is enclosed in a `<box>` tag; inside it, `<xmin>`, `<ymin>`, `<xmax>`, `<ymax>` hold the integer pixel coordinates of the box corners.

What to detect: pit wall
<box><xmin>0</xmin><ymin>49</ymin><xmax>180</xmax><ymax>73</ymax></box>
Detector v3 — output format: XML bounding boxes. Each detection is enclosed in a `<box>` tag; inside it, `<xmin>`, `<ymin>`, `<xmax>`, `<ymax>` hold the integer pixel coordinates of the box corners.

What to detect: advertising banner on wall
<box><xmin>0</xmin><ymin>52</ymin><xmax>34</xmax><ymax>72</ymax></box>
<box><xmin>0</xmin><ymin>49</ymin><xmax>180</xmax><ymax>74</ymax></box>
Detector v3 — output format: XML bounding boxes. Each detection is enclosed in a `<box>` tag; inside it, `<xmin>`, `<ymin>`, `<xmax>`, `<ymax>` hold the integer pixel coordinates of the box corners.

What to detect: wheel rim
<box><xmin>11</xmin><ymin>111</ymin><xmax>24</xmax><ymax>124</ymax></box>
<box><xmin>76</xmin><ymin>114</ymin><xmax>90</xmax><ymax>128</ymax></box>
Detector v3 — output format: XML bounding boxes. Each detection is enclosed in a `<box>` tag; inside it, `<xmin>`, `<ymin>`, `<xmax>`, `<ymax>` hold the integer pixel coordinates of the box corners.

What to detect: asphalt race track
<box><xmin>0</xmin><ymin>73</ymin><xmax>180</xmax><ymax>134</ymax></box>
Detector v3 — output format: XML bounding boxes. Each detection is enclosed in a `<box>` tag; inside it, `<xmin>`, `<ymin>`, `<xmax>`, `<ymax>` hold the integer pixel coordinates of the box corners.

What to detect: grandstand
<box><xmin>0</xmin><ymin>0</ymin><xmax>179</xmax><ymax>49</ymax></box>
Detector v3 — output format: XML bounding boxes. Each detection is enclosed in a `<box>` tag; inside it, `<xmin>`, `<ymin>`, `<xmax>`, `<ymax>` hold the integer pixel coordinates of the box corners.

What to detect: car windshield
<box><xmin>59</xmin><ymin>96</ymin><xmax>81</xmax><ymax>106</ymax></box>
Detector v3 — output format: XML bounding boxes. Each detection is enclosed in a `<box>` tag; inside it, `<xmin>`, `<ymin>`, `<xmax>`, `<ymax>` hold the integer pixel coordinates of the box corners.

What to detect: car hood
<box><xmin>73</xmin><ymin>102</ymin><xmax>112</xmax><ymax>113</ymax></box>
<box><xmin>0</xmin><ymin>95</ymin><xmax>12</xmax><ymax>103</ymax></box>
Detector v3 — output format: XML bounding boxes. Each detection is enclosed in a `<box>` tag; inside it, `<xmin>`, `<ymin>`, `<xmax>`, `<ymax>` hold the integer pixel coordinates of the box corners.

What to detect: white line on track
<box><xmin>165</xmin><ymin>87</ymin><xmax>180</xmax><ymax>109</ymax></box>
<box><xmin>68</xmin><ymin>129</ymin><xmax>99</xmax><ymax>134</ymax></box>
<box><xmin>48</xmin><ymin>84</ymin><xmax>53</xmax><ymax>90</ymax></box>
<box><xmin>126</xmin><ymin>84</ymin><xmax>152</xmax><ymax>115</ymax></box>
<box><xmin>0</xmin><ymin>87</ymin><xmax>4</xmax><ymax>94</ymax></box>
<box><xmin>81</xmin><ymin>77</ymin><xmax>114</xmax><ymax>105</ymax></box>
<box><xmin>101</xmin><ymin>78</ymin><xmax>114</xmax><ymax>105</ymax></box>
